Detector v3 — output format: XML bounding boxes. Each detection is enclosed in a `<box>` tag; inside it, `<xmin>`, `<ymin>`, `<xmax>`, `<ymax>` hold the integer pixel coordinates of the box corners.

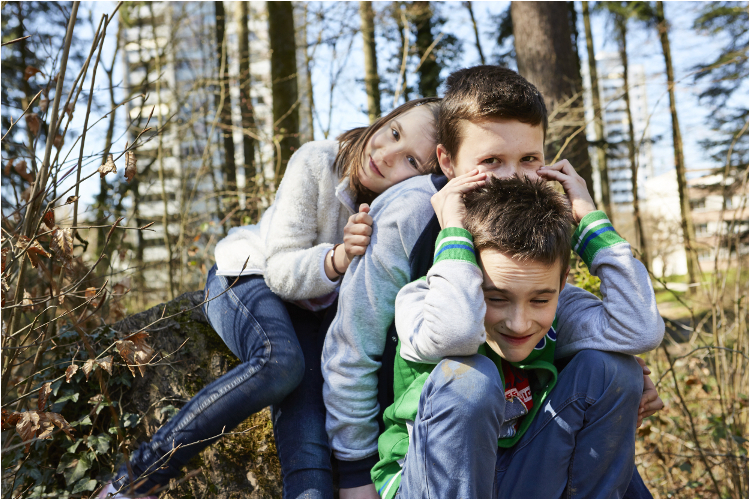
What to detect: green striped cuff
<box><xmin>571</xmin><ymin>211</ymin><xmax>626</xmax><ymax>268</ymax></box>
<box><xmin>433</xmin><ymin>227</ymin><xmax>478</xmax><ymax>267</ymax></box>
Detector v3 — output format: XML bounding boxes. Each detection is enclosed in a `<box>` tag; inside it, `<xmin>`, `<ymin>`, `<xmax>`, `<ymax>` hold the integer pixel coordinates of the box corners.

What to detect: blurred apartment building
<box><xmin>643</xmin><ymin>170</ymin><xmax>748</xmax><ymax>278</ymax></box>
<box><xmin>121</xmin><ymin>2</ymin><xmax>310</xmax><ymax>297</ymax></box>
<box><xmin>586</xmin><ymin>52</ymin><xmax>654</xmax><ymax>212</ymax></box>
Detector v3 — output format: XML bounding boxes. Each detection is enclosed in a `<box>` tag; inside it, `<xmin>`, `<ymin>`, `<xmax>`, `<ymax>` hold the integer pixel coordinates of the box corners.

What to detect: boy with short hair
<box><xmin>373</xmin><ymin>176</ymin><xmax>663</xmax><ymax>498</ymax></box>
<box><xmin>322</xmin><ymin>66</ymin><xmax>663</xmax><ymax>497</ymax></box>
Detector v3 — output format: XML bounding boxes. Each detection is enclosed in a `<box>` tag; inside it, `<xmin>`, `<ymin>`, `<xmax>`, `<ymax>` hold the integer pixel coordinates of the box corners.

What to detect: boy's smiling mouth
<box><xmin>498</xmin><ymin>331</ymin><xmax>536</xmax><ymax>346</ymax></box>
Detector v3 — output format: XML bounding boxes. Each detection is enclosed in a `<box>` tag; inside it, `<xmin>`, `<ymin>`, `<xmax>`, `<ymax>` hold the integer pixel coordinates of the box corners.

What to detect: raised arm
<box><xmin>396</xmin><ymin>227</ymin><xmax>487</xmax><ymax>364</ymax></box>
<box><xmin>555</xmin><ymin>211</ymin><xmax>665</xmax><ymax>358</ymax></box>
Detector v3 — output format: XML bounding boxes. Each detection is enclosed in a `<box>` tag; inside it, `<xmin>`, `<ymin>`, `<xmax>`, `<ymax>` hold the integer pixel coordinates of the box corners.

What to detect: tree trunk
<box><xmin>511</xmin><ymin>1</ymin><xmax>595</xmax><ymax>202</ymax></box>
<box><xmin>267</xmin><ymin>1</ymin><xmax>301</xmax><ymax>183</ymax></box>
<box><xmin>464</xmin><ymin>1</ymin><xmax>485</xmax><ymax>65</ymax></box>
<box><xmin>238</xmin><ymin>1</ymin><xmax>258</xmax><ymax>219</ymax></box>
<box><xmin>615</xmin><ymin>14</ymin><xmax>650</xmax><ymax>272</ymax></box>
<box><xmin>411</xmin><ymin>1</ymin><xmax>439</xmax><ymax>97</ymax></box>
<box><xmin>656</xmin><ymin>1</ymin><xmax>698</xmax><ymax>285</ymax></box>
<box><xmin>214</xmin><ymin>1</ymin><xmax>238</xmax><ymax>226</ymax></box>
<box><xmin>301</xmin><ymin>3</ymin><xmax>315</xmax><ymax>141</ymax></box>
<box><xmin>582</xmin><ymin>1</ymin><xmax>612</xmax><ymax>215</ymax></box>
<box><xmin>394</xmin><ymin>3</ymin><xmax>410</xmax><ymax>103</ymax></box>
<box><xmin>149</xmin><ymin>3</ymin><xmax>176</xmax><ymax>299</ymax></box>
<box><xmin>360</xmin><ymin>1</ymin><xmax>381</xmax><ymax>123</ymax></box>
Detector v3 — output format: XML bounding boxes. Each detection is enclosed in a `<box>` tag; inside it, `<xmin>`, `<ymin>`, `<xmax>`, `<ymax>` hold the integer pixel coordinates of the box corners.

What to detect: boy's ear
<box><xmin>560</xmin><ymin>266</ymin><xmax>571</xmax><ymax>291</ymax></box>
<box><xmin>436</xmin><ymin>144</ymin><xmax>456</xmax><ymax>179</ymax></box>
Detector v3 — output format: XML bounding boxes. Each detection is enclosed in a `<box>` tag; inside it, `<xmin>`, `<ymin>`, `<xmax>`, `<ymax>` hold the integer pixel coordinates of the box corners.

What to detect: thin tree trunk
<box><xmin>149</xmin><ymin>3</ymin><xmax>175</xmax><ymax>299</ymax></box>
<box><xmin>582</xmin><ymin>1</ymin><xmax>612</xmax><ymax>215</ymax></box>
<box><xmin>238</xmin><ymin>1</ymin><xmax>258</xmax><ymax>217</ymax></box>
<box><xmin>615</xmin><ymin>14</ymin><xmax>650</xmax><ymax>272</ymax></box>
<box><xmin>301</xmin><ymin>3</ymin><xmax>315</xmax><ymax>141</ymax></box>
<box><xmin>214</xmin><ymin>1</ymin><xmax>238</xmax><ymax>226</ymax></box>
<box><xmin>394</xmin><ymin>3</ymin><xmax>410</xmax><ymax>103</ymax></box>
<box><xmin>655</xmin><ymin>1</ymin><xmax>698</xmax><ymax>285</ymax></box>
<box><xmin>267</xmin><ymin>1</ymin><xmax>301</xmax><ymax>183</ymax></box>
<box><xmin>464</xmin><ymin>1</ymin><xmax>485</xmax><ymax>65</ymax></box>
<box><xmin>511</xmin><ymin>1</ymin><xmax>595</xmax><ymax>201</ymax></box>
<box><xmin>360</xmin><ymin>1</ymin><xmax>381</xmax><ymax>123</ymax></box>
<box><xmin>411</xmin><ymin>1</ymin><xmax>439</xmax><ymax>97</ymax></box>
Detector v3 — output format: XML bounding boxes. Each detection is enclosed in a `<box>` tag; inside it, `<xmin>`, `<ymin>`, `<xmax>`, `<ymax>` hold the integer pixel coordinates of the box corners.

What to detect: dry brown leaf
<box><xmin>39</xmin><ymin>95</ymin><xmax>49</xmax><ymax>113</ymax></box>
<box><xmin>21</xmin><ymin>185</ymin><xmax>32</xmax><ymax>202</ymax></box>
<box><xmin>1</xmin><ymin>246</ymin><xmax>8</xmax><ymax>272</ymax></box>
<box><xmin>64</xmin><ymin>195</ymin><xmax>78</xmax><ymax>205</ymax></box>
<box><xmin>685</xmin><ymin>376</ymin><xmax>700</xmax><ymax>386</ymax></box>
<box><xmin>51</xmin><ymin>228</ymin><xmax>73</xmax><ymax>259</ymax></box>
<box><xmin>53</xmin><ymin>134</ymin><xmax>64</xmax><ymax>150</ymax></box>
<box><xmin>84</xmin><ymin>287</ymin><xmax>97</xmax><ymax>300</ymax></box>
<box><xmin>13</xmin><ymin>160</ymin><xmax>33</xmax><ymax>183</ymax></box>
<box><xmin>112</xmin><ymin>282</ymin><xmax>130</xmax><ymax>296</ymax></box>
<box><xmin>124</xmin><ymin>151</ymin><xmax>137</xmax><ymax>182</ymax></box>
<box><xmin>37</xmin><ymin>382</ymin><xmax>52</xmax><ymax>412</ymax></box>
<box><xmin>98</xmin><ymin>154</ymin><xmax>116</xmax><ymax>178</ymax></box>
<box><xmin>24</xmin><ymin>66</ymin><xmax>42</xmax><ymax>81</ymax></box>
<box><xmin>65</xmin><ymin>363</ymin><xmax>78</xmax><ymax>383</ymax></box>
<box><xmin>64</xmin><ymin>103</ymin><xmax>73</xmax><ymax>118</ymax></box>
<box><xmin>127</xmin><ymin>332</ymin><xmax>155</xmax><ymax>377</ymax></box>
<box><xmin>1</xmin><ymin>277</ymin><xmax>8</xmax><ymax>307</ymax></box>
<box><xmin>22</xmin><ymin>290</ymin><xmax>33</xmax><ymax>310</ymax></box>
<box><xmin>16</xmin><ymin>411</ymin><xmax>40</xmax><ymax>452</ymax></box>
<box><xmin>25</xmin><ymin>113</ymin><xmax>41</xmax><ymax>136</ymax></box>
<box><xmin>97</xmin><ymin>355</ymin><xmax>113</xmax><ymax>376</ymax></box>
<box><xmin>115</xmin><ymin>339</ymin><xmax>137</xmax><ymax>377</ymax></box>
<box><xmin>2</xmin><ymin>409</ymin><xmax>21</xmax><ymax>431</ymax></box>
<box><xmin>3</xmin><ymin>159</ymin><xmax>13</xmax><ymax>176</ymax></box>
<box><xmin>18</xmin><ymin>236</ymin><xmax>51</xmax><ymax>268</ymax></box>
<box><xmin>82</xmin><ymin>358</ymin><xmax>96</xmax><ymax>381</ymax></box>
<box><xmin>88</xmin><ymin>394</ymin><xmax>104</xmax><ymax>406</ymax></box>
<box><xmin>42</xmin><ymin>412</ymin><xmax>74</xmax><ymax>439</ymax></box>
<box><xmin>42</xmin><ymin>209</ymin><xmax>55</xmax><ymax>230</ymax></box>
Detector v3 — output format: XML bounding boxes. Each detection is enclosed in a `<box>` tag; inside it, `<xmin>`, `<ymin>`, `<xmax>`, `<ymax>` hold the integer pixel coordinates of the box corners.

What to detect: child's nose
<box><xmin>506</xmin><ymin>307</ymin><xmax>531</xmax><ymax>334</ymax></box>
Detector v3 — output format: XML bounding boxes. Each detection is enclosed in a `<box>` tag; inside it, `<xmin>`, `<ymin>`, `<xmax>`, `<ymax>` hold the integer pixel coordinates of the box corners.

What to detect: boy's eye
<box><xmin>531</xmin><ymin>299</ymin><xmax>550</xmax><ymax>304</ymax></box>
<box><xmin>391</xmin><ymin>128</ymin><xmax>400</xmax><ymax>140</ymax></box>
<box><xmin>486</xmin><ymin>296</ymin><xmax>507</xmax><ymax>303</ymax></box>
<box><xmin>481</xmin><ymin>157</ymin><xmax>498</xmax><ymax>164</ymax></box>
<box><xmin>522</xmin><ymin>156</ymin><xmax>538</xmax><ymax>162</ymax></box>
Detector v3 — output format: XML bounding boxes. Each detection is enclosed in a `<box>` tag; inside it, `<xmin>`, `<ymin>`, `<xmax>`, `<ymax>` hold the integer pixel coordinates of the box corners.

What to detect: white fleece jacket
<box><xmin>213</xmin><ymin>140</ymin><xmax>358</xmax><ymax>301</ymax></box>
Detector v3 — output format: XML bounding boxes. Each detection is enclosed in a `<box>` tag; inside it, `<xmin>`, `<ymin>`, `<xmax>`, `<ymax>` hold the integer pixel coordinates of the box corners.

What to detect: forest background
<box><xmin>1</xmin><ymin>1</ymin><xmax>748</xmax><ymax>498</ymax></box>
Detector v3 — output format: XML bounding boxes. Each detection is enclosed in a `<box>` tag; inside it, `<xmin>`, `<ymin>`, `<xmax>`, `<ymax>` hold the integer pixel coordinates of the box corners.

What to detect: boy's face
<box><xmin>479</xmin><ymin>248</ymin><xmax>568</xmax><ymax>363</ymax></box>
<box><xmin>437</xmin><ymin>119</ymin><xmax>545</xmax><ymax>180</ymax></box>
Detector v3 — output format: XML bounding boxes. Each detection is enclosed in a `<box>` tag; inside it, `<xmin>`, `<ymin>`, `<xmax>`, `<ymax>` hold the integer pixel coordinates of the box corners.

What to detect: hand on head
<box><xmin>537</xmin><ymin>160</ymin><xmax>597</xmax><ymax>223</ymax></box>
<box><xmin>430</xmin><ymin>169</ymin><xmax>487</xmax><ymax>230</ymax></box>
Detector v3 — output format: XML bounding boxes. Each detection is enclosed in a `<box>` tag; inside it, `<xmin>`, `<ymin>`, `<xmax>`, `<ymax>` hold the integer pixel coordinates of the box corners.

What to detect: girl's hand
<box><xmin>430</xmin><ymin>169</ymin><xmax>487</xmax><ymax>230</ymax></box>
<box><xmin>537</xmin><ymin>160</ymin><xmax>597</xmax><ymax>223</ymax></box>
<box><xmin>635</xmin><ymin>356</ymin><xmax>664</xmax><ymax>427</ymax></box>
<box><xmin>343</xmin><ymin>203</ymin><xmax>374</xmax><ymax>261</ymax></box>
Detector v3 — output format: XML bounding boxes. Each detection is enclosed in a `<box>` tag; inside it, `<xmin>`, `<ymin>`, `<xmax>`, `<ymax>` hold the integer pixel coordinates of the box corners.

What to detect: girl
<box><xmin>103</xmin><ymin>97</ymin><xmax>441</xmax><ymax>499</ymax></box>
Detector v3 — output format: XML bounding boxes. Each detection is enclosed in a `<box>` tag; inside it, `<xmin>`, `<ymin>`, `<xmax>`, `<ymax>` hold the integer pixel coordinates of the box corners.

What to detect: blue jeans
<box><xmin>113</xmin><ymin>266</ymin><xmax>333</xmax><ymax>498</ymax></box>
<box><xmin>397</xmin><ymin>350</ymin><xmax>648</xmax><ymax>498</ymax></box>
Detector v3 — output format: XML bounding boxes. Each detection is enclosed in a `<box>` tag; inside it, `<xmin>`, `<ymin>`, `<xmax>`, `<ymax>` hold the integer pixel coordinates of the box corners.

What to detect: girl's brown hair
<box><xmin>334</xmin><ymin>97</ymin><xmax>442</xmax><ymax>205</ymax></box>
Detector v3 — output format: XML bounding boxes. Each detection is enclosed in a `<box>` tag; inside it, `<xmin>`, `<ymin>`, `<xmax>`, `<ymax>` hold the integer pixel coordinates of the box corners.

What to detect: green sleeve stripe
<box><xmin>432</xmin><ymin>227</ymin><xmax>478</xmax><ymax>267</ymax></box>
<box><xmin>571</xmin><ymin>211</ymin><xmax>626</xmax><ymax>267</ymax></box>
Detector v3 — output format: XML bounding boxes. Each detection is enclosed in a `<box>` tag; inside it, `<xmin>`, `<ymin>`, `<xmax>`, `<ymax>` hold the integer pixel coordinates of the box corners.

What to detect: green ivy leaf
<box><xmin>71</xmin><ymin>477</ymin><xmax>98</xmax><ymax>494</ymax></box>
<box><xmin>67</xmin><ymin>438</ymin><xmax>82</xmax><ymax>454</ymax></box>
<box><xmin>62</xmin><ymin>452</ymin><xmax>94</xmax><ymax>486</ymax></box>
<box><xmin>86</xmin><ymin>434</ymin><xmax>111</xmax><ymax>455</ymax></box>
<box><xmin>55</xmin><ymin>391</ymin><xmax>79</xmax><ymax>404</ymax></box>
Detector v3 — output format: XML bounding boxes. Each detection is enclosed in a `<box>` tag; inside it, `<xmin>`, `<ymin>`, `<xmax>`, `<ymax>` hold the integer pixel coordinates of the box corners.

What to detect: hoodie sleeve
<box><xmin>555</xmin><ymin>211</ymin><xmax>665</xmax><ymax>358</ymax></box>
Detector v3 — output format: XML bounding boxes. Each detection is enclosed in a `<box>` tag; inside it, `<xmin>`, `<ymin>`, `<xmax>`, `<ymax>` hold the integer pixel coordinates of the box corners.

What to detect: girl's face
<box><xmin>359</xmin><ymin>106</ymin><xmax>436</xmax><ymax>194</ymax></box>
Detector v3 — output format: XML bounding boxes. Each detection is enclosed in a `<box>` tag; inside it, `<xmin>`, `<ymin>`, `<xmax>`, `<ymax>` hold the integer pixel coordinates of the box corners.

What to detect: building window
<box><xmin>695</xmin><ymin>223</ymin><xmax>708</xmax><ymax>236</ymax></box>
<box><xmin>690</xmin><ymin>199</ymin><xmax>706</xmax><ymax>210</ymax></box>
